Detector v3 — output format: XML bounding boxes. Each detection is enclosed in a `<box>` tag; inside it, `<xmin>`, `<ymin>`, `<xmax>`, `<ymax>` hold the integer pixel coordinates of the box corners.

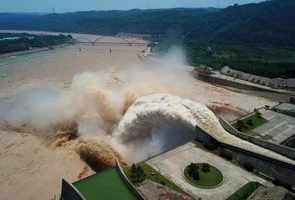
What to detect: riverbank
<box><xmin>0</xmin><ymin>43</ymin><xmax>71</xmax><ymax>59</ymax></box>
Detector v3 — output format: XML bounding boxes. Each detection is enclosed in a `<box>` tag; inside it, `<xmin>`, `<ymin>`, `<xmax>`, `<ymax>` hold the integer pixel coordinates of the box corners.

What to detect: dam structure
<box><xmin>115</xmin><ymin>93</ymin><xmax>295</xmax><ymax>189</ymax></box>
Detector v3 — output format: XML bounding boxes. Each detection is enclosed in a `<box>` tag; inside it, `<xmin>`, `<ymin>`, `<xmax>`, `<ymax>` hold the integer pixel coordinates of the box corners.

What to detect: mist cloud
<box><xmin>0</xmin><ymin>47</ymin><xmax>198</xmax><ymax>162</ymax></box>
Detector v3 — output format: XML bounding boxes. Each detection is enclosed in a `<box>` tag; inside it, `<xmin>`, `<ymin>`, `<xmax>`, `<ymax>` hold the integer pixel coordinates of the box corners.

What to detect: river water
<box><xmin>0</xmin><ymin>32</ymin><xmax>146</xmax><ymax>99</ymax></box>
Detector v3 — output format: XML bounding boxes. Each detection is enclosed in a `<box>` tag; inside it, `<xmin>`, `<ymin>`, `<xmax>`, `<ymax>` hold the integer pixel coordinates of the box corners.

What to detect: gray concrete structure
<box><xmin>147</xmin><ymin>142</ymin><xmax>270</xmax><ymax>200</ymax></box>
<box><xmin>251</xmin><ymin>110</ymin><xmax>295</xmax><ymax>145</ymax></box>
<box><xmin>248</xmin><ymin>186</ymin><xmax>295</xmax><ymax>200</ymax></box>
<box><xmin>60</xmin><ymin>179</ymin><xmax>85</xmax><ymax>200</ymax></box>
<box><xmin>221</xmin><ymin>66</ymin><xmax>295</xmax><ymax>89</ymax></box>
<box><xmin>273</xmin><ymin>103</ymin><xmax>295</xmax><ymax>118</ymax></box>
<box><xmin>117</xmin><ymin>94</ymin><xmax>295</xmax><ymax>190</ymax></box>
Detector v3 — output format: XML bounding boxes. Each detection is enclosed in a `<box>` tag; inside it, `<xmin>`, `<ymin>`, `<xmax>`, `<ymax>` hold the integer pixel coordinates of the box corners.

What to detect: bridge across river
<box><xmin>77</xmin><ymin>41</ymin><xmax>146</xmax><ymax>46</ymax></box>
<box><xmin>75</xmin><ymin>36</ymin><xmax>147</xmax><ymax>46</ymax></box>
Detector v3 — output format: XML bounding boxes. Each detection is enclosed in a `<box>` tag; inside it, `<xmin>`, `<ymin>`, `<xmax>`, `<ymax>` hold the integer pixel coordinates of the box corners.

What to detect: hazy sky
<box><xmin>1</xmin><ymin>0</ymin><xmax>265</xmax><ymax>13</ymax></box>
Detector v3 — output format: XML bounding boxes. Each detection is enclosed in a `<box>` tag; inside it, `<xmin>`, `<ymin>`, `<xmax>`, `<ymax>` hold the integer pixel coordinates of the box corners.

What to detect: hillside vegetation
<box><xmin>0</xmin><ymin>33</ymin><xmax>73</xmax><ymax>54</ymax></box>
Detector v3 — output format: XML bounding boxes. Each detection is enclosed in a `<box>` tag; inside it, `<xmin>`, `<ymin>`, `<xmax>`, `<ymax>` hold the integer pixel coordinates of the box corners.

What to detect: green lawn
<box><xmin>126</xmin><ymin>162</ymin><xmax>185</xmax><ymax>194</ymax></box>
<box><xmin>233</xmin><ymin>113</ymin><xmax>267</xmax><ymax>133</ymax></box>
<box><xmin>73</xmin><ymin>168</ymin><xmax>137</xmax><ymax>200</ymax></box>
<box><xmin>227</xmin><ymin>182</ymin><xmax>261</xmax><ymax>200</ymax></box>
<box><xmin>184</xmin><ymin>163</ymin><xmax>223</xmax><ymax>189</ymax></box>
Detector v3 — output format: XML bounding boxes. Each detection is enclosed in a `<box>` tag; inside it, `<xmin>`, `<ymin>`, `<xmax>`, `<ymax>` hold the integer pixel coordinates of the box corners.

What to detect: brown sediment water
<box><xmin>0</xmin><ymin>33</ymin><xmax>277</xmax><ymax>200</ymax></box>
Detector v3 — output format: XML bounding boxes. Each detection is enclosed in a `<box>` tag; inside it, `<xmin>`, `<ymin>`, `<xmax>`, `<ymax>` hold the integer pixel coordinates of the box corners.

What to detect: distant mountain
<box><xmin>0</xmin><ymin>0</ymin><xmax>294</xmax><ymax>47</ymax></box>
<box><xmin>0</xmin><ymin>8</ymin><xmax>218</xmax><ymax>35</ymax></box>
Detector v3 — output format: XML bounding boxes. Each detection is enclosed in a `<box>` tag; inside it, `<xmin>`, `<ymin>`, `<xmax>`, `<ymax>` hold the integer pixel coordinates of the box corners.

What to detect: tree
<box><xmin>244</xmin><ymin>162</ymin><xmax>254</xmax><ymax>172</ymax></box>
<box><xmin>129</xmin><ymin>164</ymin><xmax>145</xmax><ymax>184</ymax></box>
<box><xmin>202</xmin><ymin>163</ymin><xmax>210</xmax><ymax>173</ymax></box>
<box><xmin>192</xmin><ymin>168</ymin><xmax>200</xmax><ymax>181</ymax></box>
<box><xmin>187</xmin><ymin>163</ymin><xmax>200</xmax><ymax>181</ymax></box>
<box><xmin>137</xmin><ymin>165</ymin><xmax>146</xmax><ymax>182</ymax></box>
<box><xmin>187</xmin><ymin>163</ymin><xmax>198</xmax><ymax>177</ymax></box>
<box><xmin>246</xmin><ymin>119</ymin><xmax>253</xmax><ymax>126</ymax></box>
<box><xmin>236</xmin><ymin>120</ymin><xmax>245</xmax><ymax>131</ymax></box>
<box><xmin>255</xmin><ymin>111</ymin><xmax>262</xmax><ymax>119</ymax></box>
<box><xmin>130</xmin><ymin>164</ymin><xmax>139</xmax><ymax>183</ymax></box>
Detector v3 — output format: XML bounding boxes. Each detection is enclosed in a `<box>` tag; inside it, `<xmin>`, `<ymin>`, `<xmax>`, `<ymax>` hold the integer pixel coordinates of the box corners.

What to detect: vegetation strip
<box><xmin>226</xmin><ymin>182</ymin><xmax>261</xmax><ymax>200</ymax></box>
<box><xmin>233</xmin><ymin>111</ymin><xmax>267</xmax><ymax>133</ymax></box>
<box><xmin>126</xmin><ymin>162</ymin><xmax>186</xmax><ymax>194</ymax></box>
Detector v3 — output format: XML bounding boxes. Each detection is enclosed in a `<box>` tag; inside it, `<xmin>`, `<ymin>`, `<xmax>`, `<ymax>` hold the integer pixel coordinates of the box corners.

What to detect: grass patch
<box><xmin>73</xmin><ymin>168</ymin><xmax>137</xmax><ymax>200</ymax></box>
<box><xmin>126</xmin><ymin>162</ymin><xmax>185</xmax><ymax>194</ymax></box>
<box><xmin>233</xmin><ymin>112</ymin><xmax>267</xmax><ymax>133</ymax></box>
<box><xmin>184</xmin><ymin>163</ymin><xmax>223</xmax><ymax>189</ymax></box>
<box><xmin>227</xmin><ymin>182</ymin><xmax>261</xmax><ymax>200</ymax></box>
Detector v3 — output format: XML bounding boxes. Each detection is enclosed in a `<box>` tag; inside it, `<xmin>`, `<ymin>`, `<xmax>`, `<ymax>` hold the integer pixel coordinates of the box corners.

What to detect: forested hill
<box><xmin>0</xmin><ymin>8</ymin><xmax>218</xmax><ymax>35</ymax></box>
<box><xmin>186</xmin><ymin>0</ymin><xmax>295</xmax><ymax>47</ymax></box>
<box><xmin>0</xmin><ymin>0</ymin><xmax>295</xmax><ymax>47</ymax></box>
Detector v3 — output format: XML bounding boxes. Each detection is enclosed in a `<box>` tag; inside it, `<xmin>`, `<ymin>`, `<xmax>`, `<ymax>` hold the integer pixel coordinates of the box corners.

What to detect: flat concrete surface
<box><xmin>248</xmin><ymin>186</ymin><xmax>292</xmax><ymax>200</ymax></box>
<box><xmin>252</xmin><ymin>110</ymin><xmax>295</xmax><ymax>144</ymax></box>
<box><xmin>138</xmin><ymin>180</ymin><xmax>193</xmax><ymax>200</ymax></box>
<box><xmin>147</xmin><ymin>142</ymin><xmax>270</xmax><ymax>200</ymax></box>
<box><xmin>275</xmin><ymin>103</ymin><xmax>295</xmax><ymax>113</ymax></box>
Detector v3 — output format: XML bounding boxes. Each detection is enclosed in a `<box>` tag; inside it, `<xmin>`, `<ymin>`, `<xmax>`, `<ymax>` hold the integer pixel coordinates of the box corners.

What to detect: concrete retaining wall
<box><xmin>197</xmin><ymin>73</ymin><xmax>271</xmax><ymax>92</ymax></box>
<box><xmin>219</xmin><ymin>117</ymin><xmax>295</xmax><ymax>160</ymax></box>
<box><xmin>116</xmin><ymin>162</ymin><xmax>146</xmax><ymax>200</ymax></box>
<box><xmin>193</xmin><ymin>123</ymin><xmax>295</xmax><ymax>190</ymax></box>
<box><xmin>218</xmin><ymin>142</ymin><xmax>295</xmax><ymax>190</ymax></box>
<box><xmin>59</xmin><ymin>179</ymin><xmax>85</xmax><ymax>200</ymax></box>
<box><xmin>221</xmin><ymin>66</ymin><xmax>295</xmax><ymax>89</ymax></box>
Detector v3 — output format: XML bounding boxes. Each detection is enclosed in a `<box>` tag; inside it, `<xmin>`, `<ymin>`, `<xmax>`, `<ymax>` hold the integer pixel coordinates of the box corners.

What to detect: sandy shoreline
<box><xmin>0</xmin><ymin>44</ymin><xmax>73</xmax><ymax>59</ymax></box>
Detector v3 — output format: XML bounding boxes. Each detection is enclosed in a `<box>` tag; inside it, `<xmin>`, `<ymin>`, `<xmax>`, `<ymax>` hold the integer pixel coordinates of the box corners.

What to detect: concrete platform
<box><xmin>252</xmin><ymin>110</ymin><xmax>295</xmax><ymax>144</ymax></box>
<box><xmin>147</xmin><ymin>142</ymin><xmax>270</xmax><ymax>200</ymax></box>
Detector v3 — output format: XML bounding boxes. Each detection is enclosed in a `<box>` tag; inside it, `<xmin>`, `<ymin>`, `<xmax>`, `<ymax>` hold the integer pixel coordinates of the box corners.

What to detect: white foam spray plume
<box><xmin>0</xmin><ymin>47</ymin><xmax>200</xmax><ymax>163</ymax></box>
<box><xmin>112</xmin><ymin>93</ymin><xmax>210</xmax><ymax>162</ymax></box>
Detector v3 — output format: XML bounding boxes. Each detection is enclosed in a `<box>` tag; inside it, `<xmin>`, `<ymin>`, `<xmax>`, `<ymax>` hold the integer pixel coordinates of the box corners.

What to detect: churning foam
<box><xmin>112</xmin><ymin>93</ymin><xmax>220</xmax><ymax>162</ymax></box>
<box><xmin>112</xmin><ymin>93</ymin><xmax>295</xmax><ymax>165</ymax></box>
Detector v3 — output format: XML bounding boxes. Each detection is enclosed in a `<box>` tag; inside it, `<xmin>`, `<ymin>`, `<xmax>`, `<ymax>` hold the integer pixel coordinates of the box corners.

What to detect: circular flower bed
<box><xmin>184</xmin><ymin>163</ymin><xmax>223</xmax><ymax>189</ymax></box>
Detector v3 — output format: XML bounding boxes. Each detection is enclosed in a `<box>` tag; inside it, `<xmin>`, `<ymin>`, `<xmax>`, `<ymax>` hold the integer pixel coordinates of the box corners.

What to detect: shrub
<box><xmin>187</xmin><ymin>163</ymin><xmax>200</xmax><ymax>180</ymax></box>
<box><xmin>187</xmin><ymin>163</ymin><xmax>198</xmax><ymax>176</ymax></box>
<box><xmin>192</xmin><ymin>168</ymin><xmax>200</xmax><ymax>180</ymax></box>
<box><xmin>130</xmin><ymin>164</ymin><xmax>146</xmax><ymax>184</ymax></box>
<box><xmin>202</xmin><ymin>163</ymin><xmax>210</xmax><ymax>173</ymax></box>
<box><xmin>255</xmin><ymin>111</ymin><xmax>262</xmax><ymax>119</ymax></box>
<box><xmin>219</xmin><ymin>150</ymin><xmax>233</xmax><ymax>161</ymax></box>
<box><xmin>246</xmin><ymin>119</ymin><xmax>253</xmax><ymax>126</ymax></box>
<box><xmin>236</xmin><ymin>120</ymin><xmax>246</xmax><ymax>131</ymax></box>
<box><xmin>203</xmin><ymin>140</ymin><xmax>219</xmax><ymax>151</ymax></box>
<box><xmin>160</xmin><ymin>181</ymin><xmax>166</xmax><ymax>185</ymax></box>
<box><xmin>244</xmin><ymin>162</ymin><xmax>254</xmax><ymax>172</ymax></box>
<box><xmin>227</xmin><ymin>182</ymin><xmax>260</xmax><ymax>200</ymax></box>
